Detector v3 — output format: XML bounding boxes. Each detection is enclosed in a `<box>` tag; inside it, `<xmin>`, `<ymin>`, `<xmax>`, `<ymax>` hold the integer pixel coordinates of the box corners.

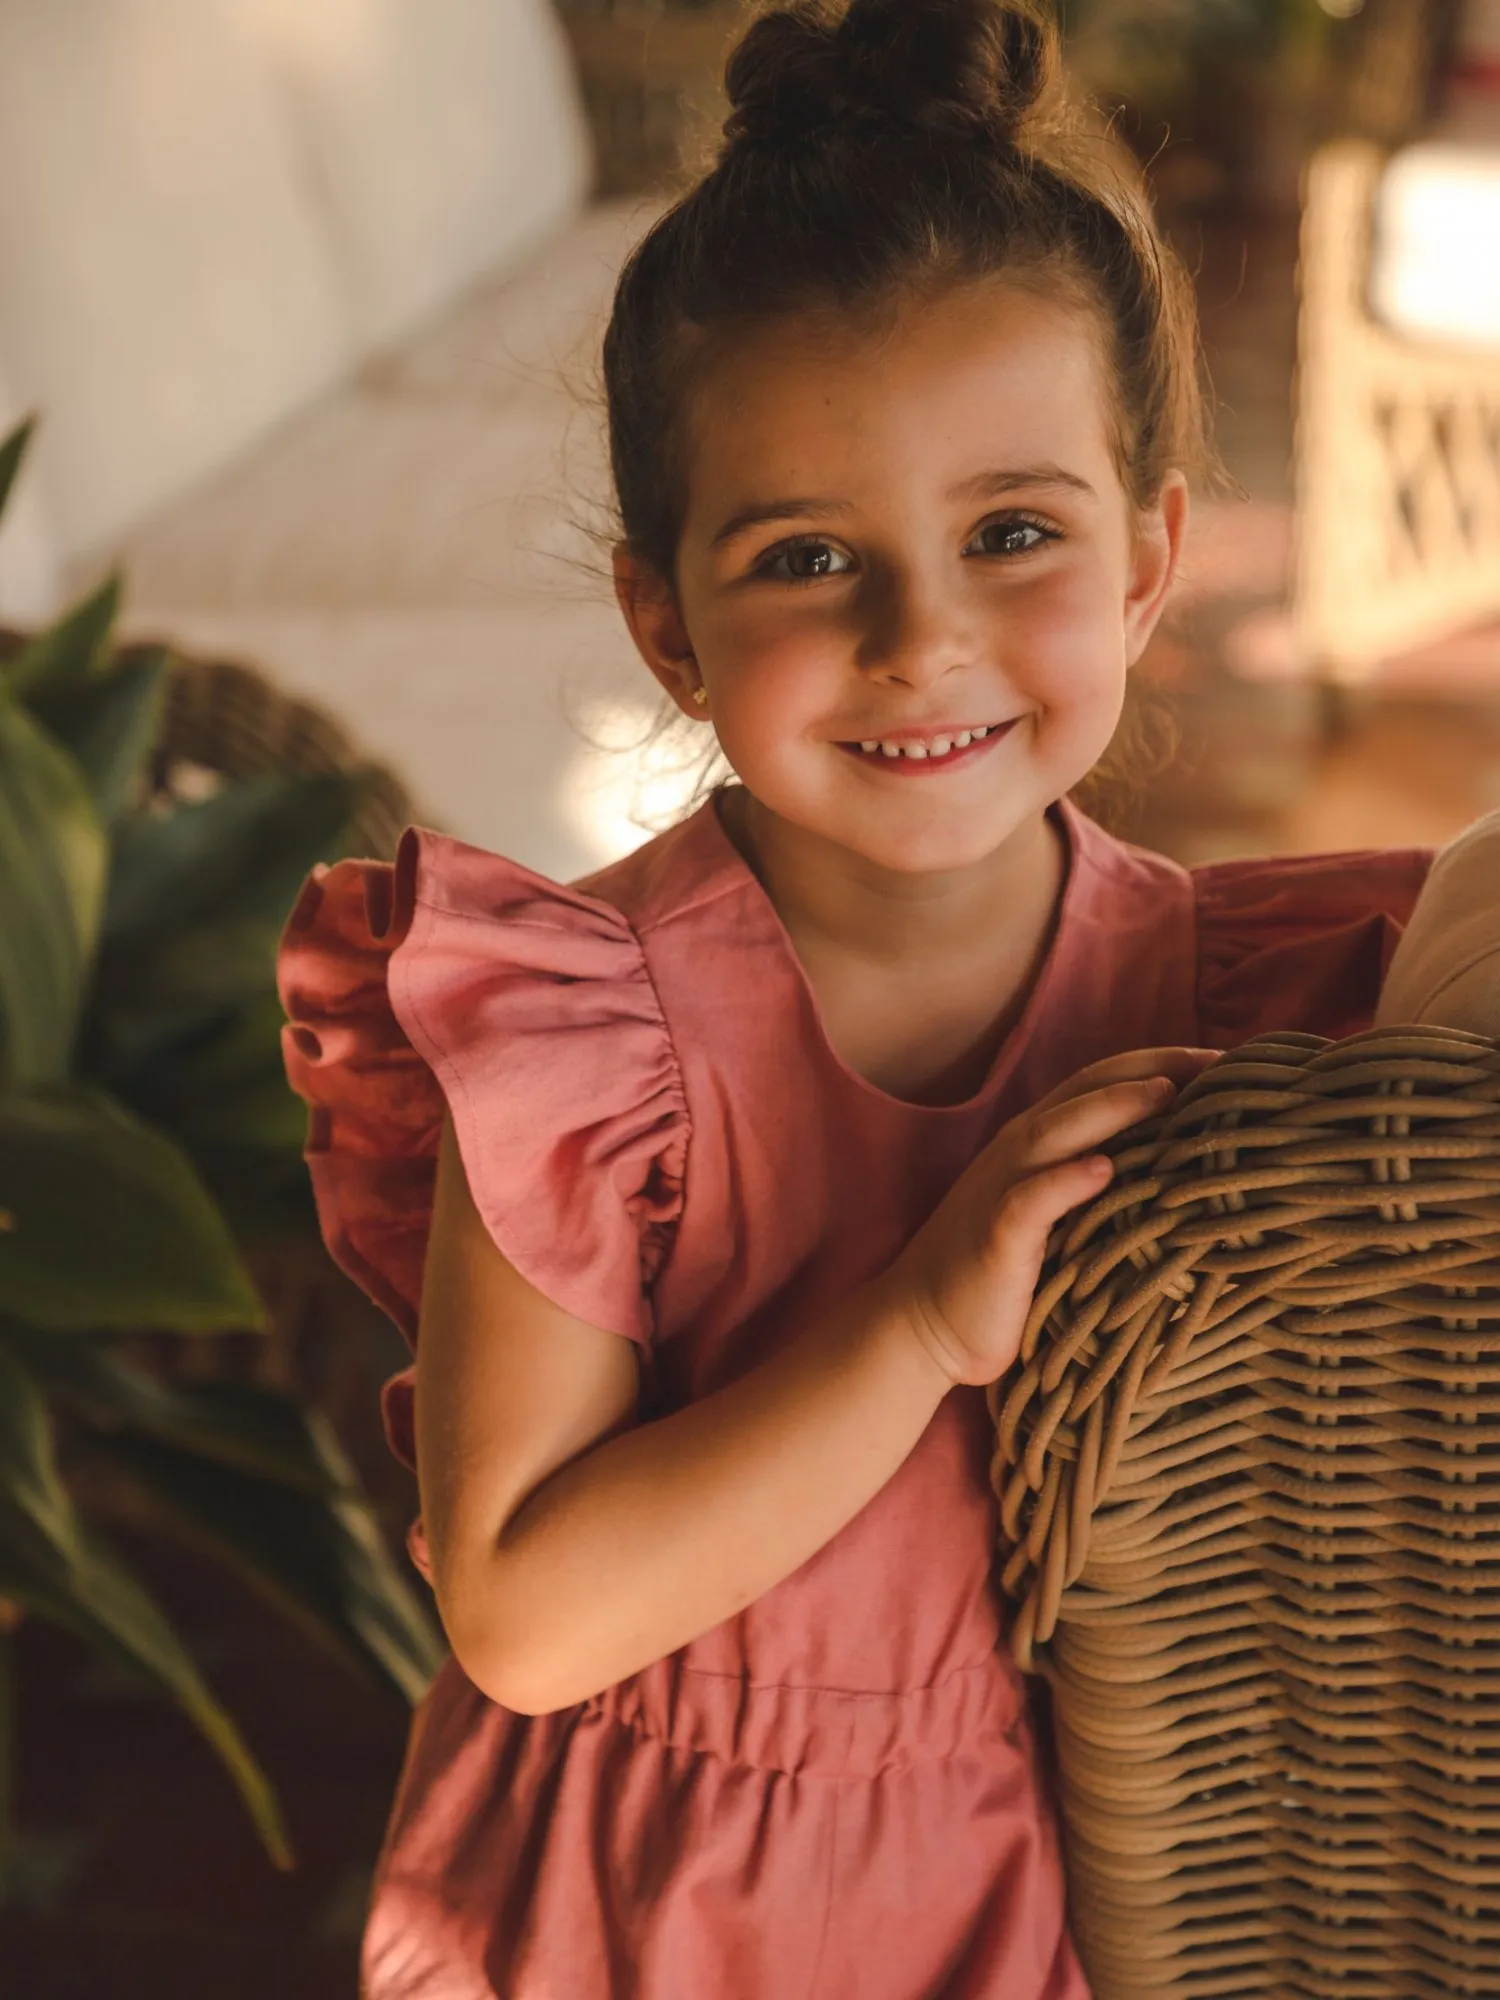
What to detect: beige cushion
<box><xmin>0</xmin><ymin>366</ymin><xmax>64</xmax><ymax>623</ymax></box>
<box><xmin>247</xmin><ymin>0</ymin><xmax>594</xmax><ymax>354</ymax></box>
<box><xmin>124</xmin><ymin>201</ymin><xmax>663</xmax><ymax>611</ymax></box>
<box><xmin>119</xmin><ymin>198</ymin><xmax>685</xmax><ymax>875</ymax></box>
<box><xmin>126</xmin><ymin>385</ymin><xmax>607</xmax><ymax>608</ymax></box>
<box><xmin>119</xmin><ymin>598</ymin><xmax>657</xmax><ymax>879</ymax></box>
<box><xmin>1375</xmin><ymin>809</ymin><xmax>1500</xmax><ymax>1035</ymax></box>
<box><xmin>0</xmin><ymin>0</ymin><xmax>354</xmax><ymax>568</ymax></box>
<box><xmin>372</xmin><ymin>197</ymin><xmax>667</xmax><ymax>401</ymax></box>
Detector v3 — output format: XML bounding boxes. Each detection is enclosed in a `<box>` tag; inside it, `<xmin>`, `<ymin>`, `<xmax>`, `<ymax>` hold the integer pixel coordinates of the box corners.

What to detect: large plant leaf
<box><xmin>88</xmin><ymin>1424</ymin><xmax>443</xmax><ymax>1706</ymax></box>
<box><xmin>79</xmin><ymin>992</ymin><xmax>316</xmax><ymax>1246</ymax></box>
<box><xmin>5</xmin><ymin>575</ymin><xmax>121</xmax><ymax>703</ymax></box>
<box><xmin>98</xmin><ymin>914</ymin><xmax>286</xmax><ymax>1016</ymax></box>
<box><xmin>0</xmin><ymin>1085</ymin><xmax>261</xmax><ymax>1333</ymax></box>
<box><xmin>0</xmin><ymin>1332</ymin><xmax>82</xmax><ymax>1576</ymax></box>
<box><xmin>14</xmin><ymin>1335</ymin><xmax>340</xmax><ymax>1495</ymax></box>
<box><xmin>0</xmin><ymin>1336</ymin><xmax>290</xmax><ymax>1866</ymax></box>
<box><xmin>0</xmin><ymin>687</ymin><xmax>107</xmax><ymax>1088</ymax></box>
<box><xmin>186</xmin><ymin>1144</ymin><xmax>319</xmax><ymax>1248</ymax></box>
<box><xmin>23</xmin><ymin>648</ymin><xmax>168</xmax><ymax>823</ymax></box>
<box><xmin>103</xmin><ymin>770</ymin><xmax>368</xmax><ymax>947</ymax></box>
<box><xmin>0</xmin><ymin>416</ymin><xmax>36</xmax><ymax>528</ymax></box>
<box><xmin>108</xmin><ymin>994</ymin><xmax>307</xmax><ymax>1153</ymax></box>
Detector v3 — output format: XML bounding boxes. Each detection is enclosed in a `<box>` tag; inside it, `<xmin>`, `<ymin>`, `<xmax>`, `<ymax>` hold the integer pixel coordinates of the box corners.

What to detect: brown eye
<box><xmin>975</xmin><ymin>518</ymin><xmax>1054</xmax><ymax>558</ymax></box>
<box><xmin>758</xmin><ymin>538</ymin><xmax>852</xmax><ymax>584</ymax></box>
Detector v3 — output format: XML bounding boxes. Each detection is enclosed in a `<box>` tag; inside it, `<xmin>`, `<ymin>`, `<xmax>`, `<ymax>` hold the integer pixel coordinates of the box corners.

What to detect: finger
<box><xmin>1030</xmin><ymin>1045</ymin><xmax>1220</xmax><ymax>1117</ymax></box>
<box><xmin>1020</xmin><ymin>1076</ymin><xmax>1181</xmax><ymax>1169</ymax></box>
<box><xmin>975</xmin><ymin>1156</ymin><xmax>1116</xmax><ymax>1369</ymax></box>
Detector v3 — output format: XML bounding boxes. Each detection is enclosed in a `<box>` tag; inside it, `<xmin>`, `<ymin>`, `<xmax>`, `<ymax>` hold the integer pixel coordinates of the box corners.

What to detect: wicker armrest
<box><xmin>1</xmin><ymin>624</ymin><xmax>419</xmax><ymax>857</ymax></box>
<box><xmin>990</xmin><ymin>1026</ymin><xmax>1500</xmax><ymax>2000</ymax></box>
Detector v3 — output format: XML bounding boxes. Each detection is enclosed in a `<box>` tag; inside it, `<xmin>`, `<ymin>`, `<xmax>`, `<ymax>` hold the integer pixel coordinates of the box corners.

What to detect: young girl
<box><xmin>278</xmin><ymin>2</ymin><xmax>1433</xmax><ymax>1992</ymax></box>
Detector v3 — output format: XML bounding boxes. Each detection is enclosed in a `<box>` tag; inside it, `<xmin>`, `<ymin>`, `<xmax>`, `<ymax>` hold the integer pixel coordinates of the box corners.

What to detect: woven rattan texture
<box><xmin>991</xmin><ymin>1027</ymin><xmax>1500</xmax><ymax>2000</ymax></box>
<box><xmin>1</xmin><ymin>624</ymin><xmax>417</xmax><ymax>858</ymax></box>
<box><xmin>149</xmin><ymin>648</ymin><xmax>416</xmax><ymax>859</ymax></box>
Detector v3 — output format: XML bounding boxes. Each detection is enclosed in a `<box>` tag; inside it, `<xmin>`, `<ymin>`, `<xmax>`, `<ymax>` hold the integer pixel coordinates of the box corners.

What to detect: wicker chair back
<box><xmin>993</xmin><ymin>1027</ymin><xmax>1500</xmax><ymax>2000</ymax></box>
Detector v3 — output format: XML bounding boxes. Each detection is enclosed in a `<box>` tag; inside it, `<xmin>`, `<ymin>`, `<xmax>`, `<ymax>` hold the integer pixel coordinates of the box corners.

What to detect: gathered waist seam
<box><xmin>586</xmin><ymin>1655</ymin><xmax>1027</xmax><ymax>1781</ymax></box>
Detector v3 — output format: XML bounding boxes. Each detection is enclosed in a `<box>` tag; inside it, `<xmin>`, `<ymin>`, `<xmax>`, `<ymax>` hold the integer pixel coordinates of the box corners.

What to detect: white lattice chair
<box><xmin>1293</xmin><ymin>132</ymin><xmax>1500</xmax><ymax>685</ymax></box>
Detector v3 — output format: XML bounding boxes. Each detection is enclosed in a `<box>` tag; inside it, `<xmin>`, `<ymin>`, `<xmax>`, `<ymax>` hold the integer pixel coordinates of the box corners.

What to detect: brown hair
<box><xmin>602</xmin><ymin>0</ymin><xmax>1217</xmax><ymax>596</ymax></box>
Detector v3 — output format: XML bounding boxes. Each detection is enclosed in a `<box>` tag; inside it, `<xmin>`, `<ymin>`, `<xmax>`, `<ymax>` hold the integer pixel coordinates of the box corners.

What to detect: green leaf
<box><xmin>89</xmin><ymin>1423</ymin><xmax>443</xmax><ymax>1706</ymax></box>
<box><xmin>98</xmin><ymin>914</ymin><xmax>284</xmax><ymax>1016</ymax></box>
<box><xmin>0</xmin><ymin>688</ymin><xmax>107</xmax><ymax>1088</ymax></box>
<box><xmin>0</xmin><ymin>1330</ymin><xmax>83</xmax><ymax>1577</ymax></box>
<box><xmin>0</xmin><ymin>1085</ymin><xmax>262</xmax><ymax>1333</ymax></box>
<box><xmin>0</xmin><ymin>417</ymin><xmax>36</xmax><ymax>529</ymax></box>
<box><xmin>185</xmin><ymin>1145</ymin><xmax>318</xmax><ymax>1248</ymax></box>
<box><xmin>14</xmin><ymin>1336</ymin><xmax>340</xmax><ymax>1495</ymax></box>
<box><xmin>6</xmin><ymin>574</ymin><xmax>121</xmax><ymax>703</ymax></box>
<box><xmin>23</xmin><ymin>649</ymin><xmax>168</xmax><ymax>823</ymax></box>
<box><xmin>104</xmin><ymin>770</ymin><xmax>368</xmax><ymax>947</ymax></box>
<box><xmin>0</xmin><ymin>1337</ymin><xmax>290</xmax><ymax>1866</ymax></box>
<box><xmin>109</xmin><ymin>994</ymin><xmax>307</xmax><ymax>1153</ymax></box>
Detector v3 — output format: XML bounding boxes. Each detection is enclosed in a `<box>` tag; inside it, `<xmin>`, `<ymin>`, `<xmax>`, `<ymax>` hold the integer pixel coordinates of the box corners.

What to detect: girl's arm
<box><xmin>417</xmin><ymin>1047</ymin><xmax>1214</xmax><ymax>1715</ymax></box>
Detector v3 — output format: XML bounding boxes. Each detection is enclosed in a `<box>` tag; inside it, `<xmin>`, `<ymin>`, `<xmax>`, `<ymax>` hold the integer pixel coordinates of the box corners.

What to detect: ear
<box><xmin>611</xmin><ymin>542</ymin><xmax>708</xmax><ymax>720</ymax></box>
<box><xmin>1122</xmin><ymin>471</ymin><xmax>1190</xmax><ymax>668</ymax></box>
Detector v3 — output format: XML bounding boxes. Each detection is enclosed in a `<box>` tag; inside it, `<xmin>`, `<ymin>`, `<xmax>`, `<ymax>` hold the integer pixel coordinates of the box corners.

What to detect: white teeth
<box><xmin>856</xmin><ymin>726</ymin><xmax>997</xmax><ymax>760</ymax></box>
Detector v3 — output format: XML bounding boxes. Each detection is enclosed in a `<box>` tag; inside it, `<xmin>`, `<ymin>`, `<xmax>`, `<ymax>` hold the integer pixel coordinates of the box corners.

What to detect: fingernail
<box><xmin>1148</xmin><ymin>1076</ymin><xmax>1176</xmax><ymax>1100</ymax></box>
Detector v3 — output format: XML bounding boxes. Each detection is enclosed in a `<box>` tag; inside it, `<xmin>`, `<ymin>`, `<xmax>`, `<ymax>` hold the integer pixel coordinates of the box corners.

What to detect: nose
<box><xmin>859</xmin><ymin>566</ymin><xmax>979</xmax><ymax>692</ymax></box>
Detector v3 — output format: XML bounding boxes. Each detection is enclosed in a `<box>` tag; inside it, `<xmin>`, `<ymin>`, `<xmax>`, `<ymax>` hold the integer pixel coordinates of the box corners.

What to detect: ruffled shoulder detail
<box><xmin>1194</xmin><ymin>844</ymin><xmax>1434</xmax><ymax>1048</ymax></box>
<box><xmin>277</xmin><ymin>827</ymin><xmax>690</xmax><ymax>1459</ymax></box>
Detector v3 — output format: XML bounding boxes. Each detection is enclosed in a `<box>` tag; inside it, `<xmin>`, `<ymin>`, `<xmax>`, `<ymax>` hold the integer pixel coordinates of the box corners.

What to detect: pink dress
<box><xmin>277</xmin><ymin>791</ymin><xmax>1431</xmax><ymax>2000</ymax></box>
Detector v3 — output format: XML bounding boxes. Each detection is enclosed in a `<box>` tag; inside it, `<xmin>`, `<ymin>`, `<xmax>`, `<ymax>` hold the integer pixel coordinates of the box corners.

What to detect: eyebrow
<box><xmin>707</xmin><ymin>464</ymin><xmax>1097</xmax><ymax>551</ymax></box>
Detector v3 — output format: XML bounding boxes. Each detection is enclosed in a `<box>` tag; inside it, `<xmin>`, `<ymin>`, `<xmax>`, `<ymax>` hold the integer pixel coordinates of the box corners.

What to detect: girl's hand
<box><xmin>884</xmin><ymin>1046</ymin><xmax>1221</xmax><ymax>1389</ymax></box>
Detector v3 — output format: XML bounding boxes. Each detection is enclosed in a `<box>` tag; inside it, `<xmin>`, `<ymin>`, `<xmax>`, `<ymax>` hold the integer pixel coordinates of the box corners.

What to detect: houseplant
<box><xmin>0</xmin><ymin>418</ymin><xmax>442</xmax><ymax>1888</ymax></box>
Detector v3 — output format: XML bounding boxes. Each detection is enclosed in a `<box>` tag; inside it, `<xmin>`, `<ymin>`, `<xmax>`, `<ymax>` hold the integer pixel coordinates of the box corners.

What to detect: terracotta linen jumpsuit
<box><xmin>278</xmin><ymin>791</ymin><xmax>1430</xmax><ymax>1999</ymax></box>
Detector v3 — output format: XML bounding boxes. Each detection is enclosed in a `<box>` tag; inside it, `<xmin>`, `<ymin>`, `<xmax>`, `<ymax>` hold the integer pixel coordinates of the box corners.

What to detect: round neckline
<box><xmin>693</xmin><ymin>786</ymin><xmax>1086</xmax><ymax>1118</ymax></box>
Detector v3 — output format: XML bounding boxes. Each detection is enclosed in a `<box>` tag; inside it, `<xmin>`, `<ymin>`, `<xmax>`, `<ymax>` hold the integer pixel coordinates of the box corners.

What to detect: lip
<box><xmin>835</xmin><ymin>718</ymin><xmax>1018</xmax><ymax>774</ymax></box>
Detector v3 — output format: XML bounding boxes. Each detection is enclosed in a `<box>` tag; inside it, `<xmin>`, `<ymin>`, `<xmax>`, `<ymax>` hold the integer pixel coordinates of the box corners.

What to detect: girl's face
<box><xmin>614</xmin><ymin>279</ymin><xmax>1187</xmax><ymax>877</ymax></box>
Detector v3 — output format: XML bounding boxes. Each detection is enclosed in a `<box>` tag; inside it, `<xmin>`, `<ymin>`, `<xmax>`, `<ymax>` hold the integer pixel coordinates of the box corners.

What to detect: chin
<box><xmin>841</xmin><ymin>809</ymin><xmax>1036</xmax><ymax>877</ymax></box>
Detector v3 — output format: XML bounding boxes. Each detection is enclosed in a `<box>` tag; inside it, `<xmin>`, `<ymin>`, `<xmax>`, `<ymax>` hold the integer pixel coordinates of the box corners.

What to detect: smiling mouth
<box><xmin>837</xmin><ymin>721</ymin><xmax>1016</xmax><ymax>767</ymax></box>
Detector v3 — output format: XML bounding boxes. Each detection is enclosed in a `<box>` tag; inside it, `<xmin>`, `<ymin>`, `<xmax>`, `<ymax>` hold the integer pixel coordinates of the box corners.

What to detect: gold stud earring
<box><xmin>691</xmin><ymin>686</ymin><xmax>709</xmax><ymax>708</ymax></box>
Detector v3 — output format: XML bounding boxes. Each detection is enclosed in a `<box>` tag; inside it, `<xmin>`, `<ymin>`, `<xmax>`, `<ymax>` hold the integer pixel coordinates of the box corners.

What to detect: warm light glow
<box><xmin>244</xmin><ymin>0</ymin><xmax>379</xmax><ymax>74</ymax></box>
<box><xmin>1370</xmin><ymin>145</ymin><xmax>1500</xmax><ymax>351</ymax></box>
<box><xmin>559</xmin><ymin>694</ymin><xmax>721</xmax><ymax>867</ymax></box>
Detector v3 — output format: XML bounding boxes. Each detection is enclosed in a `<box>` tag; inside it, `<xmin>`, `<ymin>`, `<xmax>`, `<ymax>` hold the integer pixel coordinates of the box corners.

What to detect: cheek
<box><xmin>1009</xmin><ymin>559</ymin><xmax>1129</xmax><ymax>702</ymax></box>
<box><xmin>710</xmin><ymin>623</ymin><xmax>837</xmax><ymax>750</ymax></box>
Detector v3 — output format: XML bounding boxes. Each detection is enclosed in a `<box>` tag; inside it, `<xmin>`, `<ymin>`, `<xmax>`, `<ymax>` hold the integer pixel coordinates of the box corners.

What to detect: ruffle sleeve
<box><xmin>1195</xmin><ymin>843</ymin><xmax>1434</xmax><ymax>1048</ymax></box>
<box><xmin>276</xmin><ymin>827</ymin><xmax>690</xmax><ymax>1478</ymax></box>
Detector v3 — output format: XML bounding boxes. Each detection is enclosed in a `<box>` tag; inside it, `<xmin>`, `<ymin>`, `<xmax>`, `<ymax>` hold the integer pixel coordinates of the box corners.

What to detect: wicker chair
<box><xmin>992</xmin><ymin>1026</ymin><xmax>1500</xmax><ymax>2000</ymax></box>
<box><xmin>0</xmin><ymin>626</ymin><xmax>418</xmax><ymax>856</ymax></box>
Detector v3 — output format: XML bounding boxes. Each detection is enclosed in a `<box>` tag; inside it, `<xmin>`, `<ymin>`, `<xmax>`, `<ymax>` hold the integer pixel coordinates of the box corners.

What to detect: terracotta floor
<box><xmin>7</xmin><ymin>1537</ymin><xmax>410</xmax><ymax>1998</ymax></box>
<box><xmin>8</xmin><ymin>201</ymin><xmax>1500</xmax><ymax>1997</ymax></box>
<box><xmin>5</xmin><ymin>1280</ymin><xmax>420</xmax><ymax>1999</ymax></box>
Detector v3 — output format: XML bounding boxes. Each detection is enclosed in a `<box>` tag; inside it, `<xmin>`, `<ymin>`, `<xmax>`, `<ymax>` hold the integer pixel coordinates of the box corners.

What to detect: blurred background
<box><xmin>2</xmin><ymin>1</ymin><xmax>1499</xmax><ymax>1993</ymax></box>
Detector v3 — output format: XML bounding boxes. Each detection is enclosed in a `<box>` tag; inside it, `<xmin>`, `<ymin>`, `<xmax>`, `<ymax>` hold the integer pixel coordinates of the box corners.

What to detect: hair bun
<box><xmin>721</xmin><ymin>0</ymin><xmax>1058</xmax><ymax>154</ymax></box>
